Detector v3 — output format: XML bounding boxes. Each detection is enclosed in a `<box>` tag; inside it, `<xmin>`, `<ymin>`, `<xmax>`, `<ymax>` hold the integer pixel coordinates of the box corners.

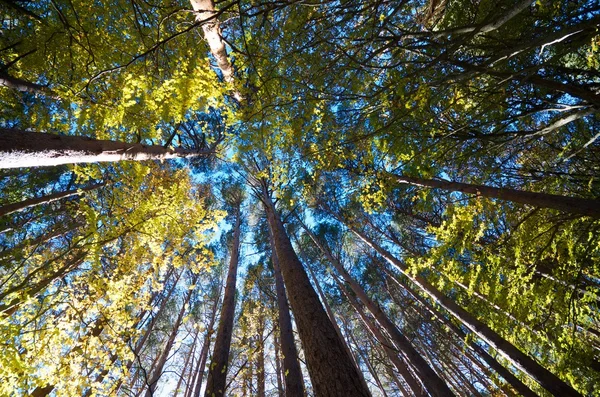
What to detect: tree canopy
<box><xmin>1</xmin><ymin>0</ymin><xmax>599</xmax><ymax>396</ymax></box>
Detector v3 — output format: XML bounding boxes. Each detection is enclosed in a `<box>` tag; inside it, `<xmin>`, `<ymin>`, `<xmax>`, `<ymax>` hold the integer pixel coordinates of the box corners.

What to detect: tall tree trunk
<box><xmin>0</xmin><ymin>71</ymin><xmax>56</xmax><ymax>96</ymax></box>
<box><xmin>347</xmin><ymin>223</ymin><xmax>582</xmax><ymax>397</ymax></box>
<box><xmin>112</xmin><ymin>269</ymin><xmax>183</xmax><ymax>395</ymax></box>
<box><xmin>204</xmin><ymin>206</ymin><xmax>242</xmax><ymax>397</ymax></box>
<box><xmin>255</xmin><ymin>314</ymin><xmax>266</xmax><ymax>397</ymax></box>
<box><xmin>333</xmin><ymin>273</ymin><xmax>426</xmax><ymax>397</ymax></box>
<box><xmin>304</xmin><ymin>260</ymin><xmax>369</xmax><ymax>391</ymax></box>
<box><xmin>191</xmin><ymin>294</ymin><xmax>220</xmax><ymax>397</ymax></box>
<box><xmin>379</xmin><ymin>264</ymin><xmax>534</xmax><ymax>397</ymax></box>
<box><xmin>345</xmin><ymin>323</ymin><xmax>389</xmax><ymax>397</ymax></box>
<box><xmin>273</xmin><ymin>331</ymin><xmax>285</xmax><ymax>397</ymax></box>
<box><xmin>391</xmin><ymin>172</ymin><xmax>600</xmax><ymax>218</ymax></box>
<box><xmin>0</xmin><ymin>129</ymin><xmax>214</xmax><ymax>169</ymax></box>
<box><xmin>174</xmin><ymin>330</ymin><xmax>200</xmax><ymax>397</ymax></box>
<box><xmin>0</xmin><ymin>182</ymin><xmax>105</xmax><ymax>217</ymax></box>
<box><xmin>190</xmin><ymin>0</ymin><xmax>242</xmax><ymax>102</ymax></box>
<box><xmin>268</xmin><ymin>234</ymin><xmax>305</xmax><ymax>397</ymax></box>
<box><xmin>302</xmin><ymin>224</ymin><xmax>454</xmax><ymax>397</ymax></box>
<box><xmin>145</xmin><ymin>276</ymin><xmax>197</xmax><ymax>397</ymax></box>
<box><xmin>260</xmin><ymin>184</ymin><xmax>372</xmax><ymax>397</ymax></box>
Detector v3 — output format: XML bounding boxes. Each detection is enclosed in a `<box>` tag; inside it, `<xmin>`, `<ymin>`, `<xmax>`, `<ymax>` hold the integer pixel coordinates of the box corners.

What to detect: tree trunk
<box><xmin>175</xmin><ymin>330</ymin><xmax>200</xmax><ymax>397</ymax></box>
<box><xmin>392</xmin><ymin>173</ymin><xmax>600</xmax><ymax>218</ymax></box>
<box><xmin>261</xmin><ymin>185</ymin><xmax>372</xmax><ymax>397</ymax></box>
<box><xmin>112</xmin><ymin>269</ymin><xmax>183</xmax><ymax>395</ymax></box>
<box><xmin>333</xmin><ymin>273</ymin><xmax>426</xmax><ymax>397</ymax></box>
<box><xmin>191</xmin><ymin>297</ymin><xmax>219</xmax><ymax>397</ymax></box>
<box><xmin>0</xmin><ymin>129</ymin><xmax>214</xmax><ymax>169</ymax></box>
<box><xmin>349</xmin><ymin>224</ymin><xmax>582</xmax><ymax>397</ymax></box>
<box><xmin>268</xmin><ymin>234</ymin><xmax>305</xmax><ymax>397</ymax></box>
<box><xmin>273</xmin><ymin>331</ymin><xmax>285</xmax><ymax>397</ymax></box>
<box><xmin>0</xmin><ymin>182</ymin><xmax>105</xmax><ymax>217</ymax></box>
<box><xmin>304</xmin><ymin>261</ymin><xmax>369</xmax><ymax>392</ymax></box>
<box><xmin>256</xmin><ymin>314</ymin><xmax>266</xmax><ymax>397</ymax></box>
<box><xmin>204</xmin><ymin>206</ymin><xmax>242</xmax><ymax>397</ymax></box>
<box><xmin>145</xmin><ymin>276</ymin><xmax>197</xmax><ymax>397</ymax></box>
<box><xmin>190</xmin><ymin>0</ymin><xmax>242</xmax><ymax>102</ymax></box>
<box><xmin>379</xmin><ymin>264</ymin><xmax>535</xmax><ymax>397</ymax></box>
<box><xmin>303</xmin><ymin>224</ymin><xmax>454</xmax><ymax>397</ymax></box>
<box><xmin>0</xmin><ymin>72</ymin><xmax>56</xmax><ymax>96</ymax></box>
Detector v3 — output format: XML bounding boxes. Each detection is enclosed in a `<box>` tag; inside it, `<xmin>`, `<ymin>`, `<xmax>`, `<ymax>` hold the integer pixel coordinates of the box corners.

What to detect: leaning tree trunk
<box><xmin>191</xmin><ymin>287</ymin><xmax>220</xmax><ymax>397</ymax></box>
<box><xmin>0</xmin><ymin>129</ymin><xmax>214</xmax><ymax>169</ymax></box>
<box><xmin>190</xmin><ymin>0</ymin><xmax>242</xmax><ymax>102</ymax></box>
<box><xmin>260</xmin><ymin>184</ymin><xmax>371</xmax><ymax>397</ymax></box>
<box><xmin>0</xmin><ymin>72</ymin><xmax>57</xmax><ymax>97</ymax></box>
<box><xmin>378</xmin><ymin>262</ymin><xmax>538</xmax><ymax>397</ymax></box>
<box><xmin>267</xmin><ymin>234</ymin><xmax>305</xmax><ymax>397</ymax></box>
<box><xmin>302</xmin><ymin>224</ymin><xmax>453</xmax><ymax>397</ymax></box>
<box><xmin>391</xmin><ymin>172</ymin><xmax>600</xmax><ymax>218</ymax></box>
<box><xmin>145</xmin><ymin>276</ymin><xmax>197</xmax><ymax>397</ymax></box>
<box><xmin>204</xmin><ymin>206</ymin><xmax>242</xmax><ymax>397</ymax></box>
<box><xmin>346</xmin><ymin>222</ymin><xmax>582</xmax><ymax>397</ymax></box>
<box><xmin>0</xmin><ymin>181</ymin><xmax>105</xmax><ymax>217</ymax></box>
<box><xmin>333</xmin><ymin>274</ymin><xmax>426</xmax><ymax>397</ymax></box>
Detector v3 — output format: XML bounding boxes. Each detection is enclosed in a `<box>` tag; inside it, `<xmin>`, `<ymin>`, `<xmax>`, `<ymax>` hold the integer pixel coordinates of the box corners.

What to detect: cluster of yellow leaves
<box><xmin>0</xmin><ymin>162</ymin><xmax>224</xmax><ymax>396</ymax></box>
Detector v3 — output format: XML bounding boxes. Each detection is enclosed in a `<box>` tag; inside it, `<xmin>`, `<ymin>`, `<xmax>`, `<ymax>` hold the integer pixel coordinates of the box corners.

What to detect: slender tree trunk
<box><xmin>0</xmin><ymin>250</ymin><xmax>87</xmax><ymax>316</ymax></box>
<box><xmin>256</xmin><ymin>314</ymin><xmax>266</xmax><ymax>397</ymax></box>
<box><xmin>268</xmin><ymin>234</ymin><xmax>305</xmax><ymax>397</ymax></box>
<box><xmin>0</xmin><ymin>129</ymin><xmax>214</xmax><ymax>169</ymax></box>
<box><xmin>190</xmin><ymin>284</ymin><xmax>221</xmax><ymax>397</ymax></box>
<box><xmin>273</xmin><ymin>331</ymin><xmax>284</xmax><ymax>397</ymax></box>
<box><xmin>391</xmin><ymin>172</ymin><xmax>600</xmax><ymax>218</ymax></box>
<box><xmin>175</xmin><ymin>331</ymin><xmax>200</xmax><ymax>397</ymax></box>
<box><xmin>346</xmin><ymin>325</ymin><xmax>389</xmax><ymax>397</ymax></box>
<box><xmin>305</xmin><ymin>261</ymin><xmax>369</xmax><ymax>390</ymax></box>
<box><xmin>145</xmin><ymin>276</ymin><xmax>197</xmax><ymax>397</ymax></box>
<box><xmin>204</xmin><ymin>206</ymin><xmax>242</xmax><ymax>397</ymax></box>
<box><xmin>0</xmin><ymin>71</ymin><xmax>56</xmax><ymax>96</ymax></box>
<box><xmin>303</xmin><ymin>224</ymin><xmax>454</xmax><ymax>397</ymax></box>
<box><xmin>0</xmin><ymin>182</ymin><xmax>105</xmax><ymax>217</ymax></box>
<box><xmin>0</xmin><ymin>1</ymin><xmax>44</xmax><ymax>22</ymax></box>
<box><xmin>190</xmin><ymin>0</ymin><xmax>242</xmax><ymax>102</ymax></box>
<box><xmin>334</xmin><ymin>274</ymin><xmax>426</xmax><ymax>397</ymax></box>
<box><xmin>261</xmin><ymin>185</ymin><xmax>371</xmax><ymax>397</ymax></box>
<box><xmin>379</xmin><ymin>265</ymin><xmax>532</xmax><ymax>396</ymax></box>
<box><xmin>112</xmin><ymin>269</ymin><xmax>183</xmax><ymax>395</ymax></box>
<box><xmin>348</xmin><ymin>224</ymin><xmax>582</xmax><ymax>397</ymax></box>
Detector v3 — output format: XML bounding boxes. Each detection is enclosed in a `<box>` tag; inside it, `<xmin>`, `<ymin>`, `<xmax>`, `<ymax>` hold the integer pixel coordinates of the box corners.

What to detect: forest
<box><xmin>0</xmin><ymin>0</ymin><xmax>599</xmax><ymax>396</ymax></box>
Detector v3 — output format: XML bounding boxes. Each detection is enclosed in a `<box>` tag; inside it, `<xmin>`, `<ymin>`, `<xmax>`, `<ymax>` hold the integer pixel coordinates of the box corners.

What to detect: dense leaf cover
<box><xmin>1</xmin><ymin>0</ymin><xmax>599</xmax><ymax>396</ymax></box>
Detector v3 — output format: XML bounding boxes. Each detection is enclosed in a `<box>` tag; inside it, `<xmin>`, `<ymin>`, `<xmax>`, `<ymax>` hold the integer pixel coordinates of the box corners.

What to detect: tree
<box><xmin>204</xmin><ymin>185</ymin><xmax>243</xmax><ymax>397</ymax></box>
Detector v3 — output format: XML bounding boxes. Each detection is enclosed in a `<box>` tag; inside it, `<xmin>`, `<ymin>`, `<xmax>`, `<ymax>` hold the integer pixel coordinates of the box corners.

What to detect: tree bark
<box><xmin>204</xmin><ymin>206</ymin><xmax>242</xmax><ymax>397</ymax></box>
<box><xmin>273</xmin><ymin>331</ymin><xmax>285</xmax><ymax>397</ymax></box>
<box><xmin>260</xmin><ymin>185</ymin><xmax>372</xmax><ymax>397</ymax></box>
<box><xmin>348</xmin><ymin>224</ymin><xmax>582</xmax><ymax>397</ymax></box>
<box><xmin>191</xmin><ymin>292</ymin><xmax>219</xmax><ymax>397</ymax></box>
<box><xmin>256</xmin><ymin>314</ymin><xmax>266</xmax><ymax>397</ymax></box>
<box><xmin>268</xmin><ymin>234</ymin><xmax>305</xmax><ymax>397</ymax></box>
<box><xmin>333</xmin><ymin>273</ymin><xmax>427</xmax><ymax>397</ymax></box>
<box><xmin>0</xmin><ymin>72</ymin><xmax>56</xmax><ymax>96</ymax></box>
<box><xmin>145</xmin><ymin>276</ymin><xmax>197</xmax><ymax>397</ymax></box>
<box><xmin>0</xmin><ymin>182</ymin><xmax>105</xmax><ymax>217</ymax></box>
<box><xmin>190</xmin><ymin>0</ymin><xmax>242</xmax><ymax>102</ymax></box>
<box><xmin>303</xmin><ymin>224</ymin><xmax>454</xmax><ymax>397</ymax></box>
<box><xmin>0</xmin><ymin>129</ymin><xmax>214</xmax><ymax>169</ymax></box>
<box><xmin>392</xmin><ymin>173</ymin><xmax>600</xmax><ymax>218</ymax></box>
<box><xmin>175</xmin><ymin>330</ymin><xmax>200</xmax><ymax>397</ymax></box>
<box><xmin>379</xmin><ymin>264</ymin><xmax>536</xmax><ymax>397</ymax></box>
